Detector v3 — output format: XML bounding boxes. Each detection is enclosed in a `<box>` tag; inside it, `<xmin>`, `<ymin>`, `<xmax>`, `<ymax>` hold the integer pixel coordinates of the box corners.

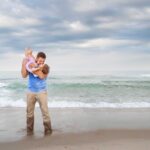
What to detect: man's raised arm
<box><xmin>21</xmin><ymin>58</ymin><xmax>28</xmax><ymax>78</ymax></box>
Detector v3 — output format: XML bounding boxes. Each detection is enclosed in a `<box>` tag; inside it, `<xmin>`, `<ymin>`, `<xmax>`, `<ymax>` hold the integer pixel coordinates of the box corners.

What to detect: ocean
<box><xmin>0</xmin><ymin>71</ymin><xmax>150</xmax><ymax>108</ymax></box>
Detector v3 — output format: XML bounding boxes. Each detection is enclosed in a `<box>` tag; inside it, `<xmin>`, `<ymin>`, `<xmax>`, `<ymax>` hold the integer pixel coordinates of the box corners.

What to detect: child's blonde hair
<box><xmin>42</xmin><ymin>64</ymin><xmax>49</xmax><ymax>74</ymax></box>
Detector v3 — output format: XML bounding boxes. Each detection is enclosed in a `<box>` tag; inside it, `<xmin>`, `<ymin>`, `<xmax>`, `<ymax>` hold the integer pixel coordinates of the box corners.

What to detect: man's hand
<box><xmin>21</xmin><ymin>58</ymin><xmax>28</xmax><ymax>78</ymax></box>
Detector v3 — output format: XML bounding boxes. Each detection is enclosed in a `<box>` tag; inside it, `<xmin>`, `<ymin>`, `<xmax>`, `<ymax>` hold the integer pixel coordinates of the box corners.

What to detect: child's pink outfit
<box><xmin>25</xmin><ymin>57</ymin><xmax>38</xmax><ymax>77</ymax></box>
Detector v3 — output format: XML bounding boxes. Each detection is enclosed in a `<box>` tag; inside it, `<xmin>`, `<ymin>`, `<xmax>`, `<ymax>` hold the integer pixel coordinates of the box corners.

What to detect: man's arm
<box><xmin>34</xmin><ymin>70</ymin><xmax>48</xmax><ymax>79</ymax></box>
<box><xmin>31</xmin><ymin>65</ymin><xmax>43</xmax><ymax>73</ymax></box>
<box><xmin>21</xmin><ymin>58</ymin><xmax>28</xmax><ymax>78</ymax></box>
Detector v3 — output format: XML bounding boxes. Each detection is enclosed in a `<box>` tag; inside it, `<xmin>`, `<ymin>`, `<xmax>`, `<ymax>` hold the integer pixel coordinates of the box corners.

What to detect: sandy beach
<box><xmin>1</xmin><ymin>108</ymin><xmax>150</xmax><ymax>150</ymax></box>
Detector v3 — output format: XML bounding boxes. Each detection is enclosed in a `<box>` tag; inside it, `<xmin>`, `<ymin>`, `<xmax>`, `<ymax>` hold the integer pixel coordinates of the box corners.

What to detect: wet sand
<box><xmin>0</xmin><ymin>108</ymin><xmax>150</xmax><ymax>150</ymax></box>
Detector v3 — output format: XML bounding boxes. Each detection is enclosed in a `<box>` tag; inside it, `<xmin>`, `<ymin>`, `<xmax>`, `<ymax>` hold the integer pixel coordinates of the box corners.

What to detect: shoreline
<box><xmin>1</xmin><ymin>129</ymin><xmax>150</xmax><ymax>150</ymax></box>
<box><xmin>1</xmin><ymin>107</ymin><xmax>150</xmax><ymax>149</ymax></box>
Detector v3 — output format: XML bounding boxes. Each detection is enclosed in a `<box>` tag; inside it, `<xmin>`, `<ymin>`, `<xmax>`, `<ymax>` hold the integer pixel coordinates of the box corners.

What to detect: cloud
<box><xmin>0</xmin><ymin>15</ymin><xmax>41</xmax><ymax>28</ymax></box>
<box><xmin>75</xmin><ymin>38</ymin><xmax>138</xmax><ymax>48</ymax></box>
<box><xmin>72</xmin><ymin>0</ymin><xmax>104</xmax><ymax>12</ymax></box>
<box><xmin>0</xmin><ymin>0</ymin><xmax>150</xmax><ymax>71</ymax></box>
<box><xmin>69</xmin><ymin>21</ymin><xmax>89</xmax><ymax>32</ymax></box>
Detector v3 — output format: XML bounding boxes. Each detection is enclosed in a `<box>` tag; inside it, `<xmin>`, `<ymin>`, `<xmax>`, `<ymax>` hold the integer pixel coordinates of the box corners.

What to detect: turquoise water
<box><xmin>1</xmin><ymin>71</ymin><xmax>150</xmax><ymax>108</ymax></box>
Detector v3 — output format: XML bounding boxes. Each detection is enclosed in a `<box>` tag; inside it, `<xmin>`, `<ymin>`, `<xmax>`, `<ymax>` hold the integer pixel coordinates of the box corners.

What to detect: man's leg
<box><xmin>26</xmin><ymin>92</ymin><xmax>36</xmax><ymax>135</ymax></box>
<box><xmin>37</xmin><ymin>92</ymin><xmax>52</xmax><ymax>135</ymax></box>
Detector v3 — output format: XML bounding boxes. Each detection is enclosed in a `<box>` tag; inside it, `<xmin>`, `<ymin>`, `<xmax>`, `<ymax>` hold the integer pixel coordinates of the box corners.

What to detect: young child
<box><xmin>25</xmin><ymin>48</ymin><xmax>42</xmax><ymax>77</ymax></box>
<box><xmin>25</xmin><ymin>48</ymin><xmax>50</xmax><ymax>77</ymax></box>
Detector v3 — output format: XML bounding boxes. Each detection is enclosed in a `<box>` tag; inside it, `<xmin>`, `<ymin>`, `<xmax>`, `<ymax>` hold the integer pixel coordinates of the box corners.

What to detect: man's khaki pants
<box><xmin>26</xmin><ymin>91</ymin><xmax>52</xmax><ymax>134</ymax></box>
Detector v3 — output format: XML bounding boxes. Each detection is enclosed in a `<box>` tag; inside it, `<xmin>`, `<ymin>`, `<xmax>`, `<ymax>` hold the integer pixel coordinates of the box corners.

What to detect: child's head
<box><xmin>42</xmin><ymin>64</ymin><xmax>49</xmax><ymax>74</ymax></box>
<box><xmin>25</xmin><ymin>48</ymin><xmax>32</xmax><ymax>57</ymax></box>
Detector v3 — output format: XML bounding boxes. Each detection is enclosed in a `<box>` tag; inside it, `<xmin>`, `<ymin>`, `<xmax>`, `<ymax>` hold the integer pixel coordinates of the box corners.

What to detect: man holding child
<box><xmin>21</xmin><ymin>49</ymin><xmax>52</xmax><ymax>135</ymax></box>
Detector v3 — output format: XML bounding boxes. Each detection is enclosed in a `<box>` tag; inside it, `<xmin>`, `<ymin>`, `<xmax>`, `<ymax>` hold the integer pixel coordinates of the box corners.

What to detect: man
<box><xmin>21</xmin><ymin>51</ymin><xmax>52</xmax><ymax>135</ymax></box>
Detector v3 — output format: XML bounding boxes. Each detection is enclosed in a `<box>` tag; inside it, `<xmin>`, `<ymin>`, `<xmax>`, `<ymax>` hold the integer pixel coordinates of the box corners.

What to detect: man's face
<box><xmin>36</xmin><ymin>57</ymin><xmax>45</xmax><ymax>65</ymax></box>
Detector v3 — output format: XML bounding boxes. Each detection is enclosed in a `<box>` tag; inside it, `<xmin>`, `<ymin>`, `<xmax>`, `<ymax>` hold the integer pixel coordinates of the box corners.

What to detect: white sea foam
<box><xmin>0</xmin><ymin>98</ymin><xmax>150</xmax><ymax>108</ymax></box>
<box><xmin>0</xmin><ymin>98</ymin><xmax>26</xmax><ymax>107</ymax></box>
<box><xmin>48</xmin><ymin>101</ymin><xmax>150</xmax><ymax>108</ymax></box>
<box><xmin>140</xmin><ymin>74</ymin><xmax>150</xmax><ymax>77</ymax></box>
<box><xmin>0</xmin><ymin>82</ymin><xmax>7</xmax><ymax>88</ymax></box>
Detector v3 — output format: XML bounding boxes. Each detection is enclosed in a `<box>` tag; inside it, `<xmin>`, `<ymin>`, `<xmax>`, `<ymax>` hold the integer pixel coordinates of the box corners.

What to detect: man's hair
<box><xmin>42</xmin><ymin>64</ymin><xmax>50</xmax><ymax>74</ymax></box>
<box><xmin>37</xmin><ymin>52</ymin><xmax>46</xmax><ymax>59</ymax></box>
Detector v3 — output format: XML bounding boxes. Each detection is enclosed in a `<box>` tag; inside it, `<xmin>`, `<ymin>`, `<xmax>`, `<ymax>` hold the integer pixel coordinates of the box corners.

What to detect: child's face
<box><xmin>36</xmin><ymin>57</ymin><xmax>45</xmax><ymax>65</ymax></box>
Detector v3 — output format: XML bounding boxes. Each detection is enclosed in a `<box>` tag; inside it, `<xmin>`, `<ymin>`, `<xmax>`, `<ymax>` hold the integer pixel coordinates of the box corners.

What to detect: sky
<box><xmin>0</xmin><ymin>0</ymin><xmax>150</xmax><ymax>72</ymax></box>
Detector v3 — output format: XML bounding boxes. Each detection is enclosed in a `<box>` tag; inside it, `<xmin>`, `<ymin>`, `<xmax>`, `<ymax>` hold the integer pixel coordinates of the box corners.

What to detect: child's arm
<box><xmin>26</xmin><ymin>62</ymin><xmax>37</xmax><ymax>73</ymax></box>
<box><xmin>31</xmin><ymin>64</ymin><xmax>43</xmax><ymax>73</ymax></box>
<box><xmin>31</xmin><ymin>67</ymin><xmax>41</xmax><ymax>73</ymax></box>
<box><xmin>34</xmin><ymin>69</ymin><xmax>48</xmax><ymax>79</ymax></box>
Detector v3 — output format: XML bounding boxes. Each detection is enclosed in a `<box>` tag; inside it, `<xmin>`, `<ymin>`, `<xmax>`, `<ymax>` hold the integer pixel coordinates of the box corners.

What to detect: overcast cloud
<box><xmin>0</xmin><ymin>0</ymin><xmax>150</xmax><ymax>72</ymax></box>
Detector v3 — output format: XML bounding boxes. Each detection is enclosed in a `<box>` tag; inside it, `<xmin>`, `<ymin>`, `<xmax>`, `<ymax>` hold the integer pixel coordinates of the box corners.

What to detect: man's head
<box><xmin>36</xmin><ymin>52</ymin><xmax>46</xmax><ymax>65</ymax></box>
<box><xmin>42</xmin><ymin>64</ymin><xmax>50</xmax><ymax>74</ymax></box>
